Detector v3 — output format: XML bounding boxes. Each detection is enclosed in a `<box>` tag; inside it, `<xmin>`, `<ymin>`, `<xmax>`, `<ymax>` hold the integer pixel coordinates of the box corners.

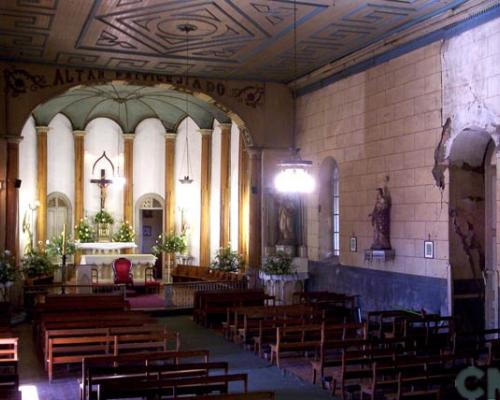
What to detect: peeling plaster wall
<box><xmin>442</xmin><ymin>16</ymin><xmax>500</xmax><ymax>141</ymax></box>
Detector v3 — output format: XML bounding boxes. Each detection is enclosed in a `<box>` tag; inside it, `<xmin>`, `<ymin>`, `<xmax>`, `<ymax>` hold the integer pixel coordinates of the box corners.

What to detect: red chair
<box><xmin>112</xmin><ymin>257</ymin><xmax>134</xmax><ymax>286</ymax></box>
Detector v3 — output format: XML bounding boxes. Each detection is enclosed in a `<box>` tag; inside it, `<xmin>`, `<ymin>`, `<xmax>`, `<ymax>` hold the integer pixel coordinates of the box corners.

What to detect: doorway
<box><xmin>137</xmin><ymin>195</ymin><xmax>164</xmax><ymax>279</ymax></box>
<box><xmin>448</xmin><ymin>130</ymin><xmax>496</xmax><ymax>331</ymax></box>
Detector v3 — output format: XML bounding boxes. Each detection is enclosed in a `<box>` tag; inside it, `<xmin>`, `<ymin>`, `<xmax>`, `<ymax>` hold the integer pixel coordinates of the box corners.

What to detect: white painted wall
<box><xmin>210</xmin><ymin>122</ymin><xmax>221</xmax><ymax>259</ymax></box>
<box><xmin>230</xmin><ymin>123</ymin><xmax>240</xmax><ymax>251</ymax></box>
<box><xmin>18</xmin><ymin>117</ymin><xmax>37</xmax><ymax>256</ymax></box>
<box><xmin>175</xmin><ymin>117</ymin><xmax>201</xmax><ymax>264</ymax></box>
<box><xmin>133</xmin><ymin>118</ymin><xmax>166</xmax><ymax>227</ymax></box>
<box><xmin>47</xmin><ymin>113</ymin><xmax>75</xmax><ymax>223</ymax></box>
<box><xmin>84</xmin><ymin>118</ymin><xmax>124</xmax><ymax>226</ymax></box>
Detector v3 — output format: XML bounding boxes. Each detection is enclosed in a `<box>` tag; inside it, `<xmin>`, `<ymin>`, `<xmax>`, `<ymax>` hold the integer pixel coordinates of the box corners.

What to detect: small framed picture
<box><xmin>142</xmin><ymin>225</ymin><xmax>152</xmax><ymax>237</ymax></box>
<box><xmin>350</xmin><ymin>236</ymin><xmax>357</xmax><ymax>253</ymax></box>
<box><xmin>424</xmin><ymin>240</ymin><xmax>434</xmax><ymax>259</ymax></box>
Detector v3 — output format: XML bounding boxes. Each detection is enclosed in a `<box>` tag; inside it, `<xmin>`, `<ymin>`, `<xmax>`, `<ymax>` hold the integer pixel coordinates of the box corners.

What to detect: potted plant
<box><xmin>47</xmin><ymin>232</ymin><xmax>76</xmax><ymax>285</ymax></box>
<box><xmin>21</xmin><ymin>246</ymin><xmax>55</xmax><ymax>285</ymax></box>
<box><xmin>153</xmin><ymin>232</ymin><xmax>187</xmax><ymax>282</ymax></box>
<box><xmin>113</xmin><ymin>221</ymin><xmax>135</xmax><ymax>243</ymax></box>
<box><xmin>210</xmin><ymin>245</ymin><xmax>244</xmax><ymax>273</ymax></box>
<box><xmin>94</xmin><ymin>210</ymin><xmax>114</xmax><ymax>242</ymax></box>
<box><xmin>0</xmin><ymin>250</ymin><xmax>18</xmax><ymax>302</ymax></box>
<box><xmin>75</xmin><ymin>218</ymin><xmax>95</xmax><ymax>243</ymax></box>
<box><xmin>259</xmin><ymin>251</ymin><xmax>306</xmax><ymax>305</ymax></box>
<box><xmin>261</xmin><ymin>251</ymin><xmax>294</xmax><ymax>275</ymax></box>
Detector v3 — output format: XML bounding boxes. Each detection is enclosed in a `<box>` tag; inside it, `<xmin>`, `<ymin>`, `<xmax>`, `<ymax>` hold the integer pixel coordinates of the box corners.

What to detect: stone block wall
<box><xmin>296</xmin><ymin>41</ymin><xmax>449</xmax><ymax>281</ymax></box>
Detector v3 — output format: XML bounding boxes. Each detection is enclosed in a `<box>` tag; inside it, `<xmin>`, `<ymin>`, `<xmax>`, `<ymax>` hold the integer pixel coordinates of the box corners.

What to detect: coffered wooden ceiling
<box><xmin>0</xmin><ymin>0</ymin><xmax>472</xmax><ymax>82</ymax></box>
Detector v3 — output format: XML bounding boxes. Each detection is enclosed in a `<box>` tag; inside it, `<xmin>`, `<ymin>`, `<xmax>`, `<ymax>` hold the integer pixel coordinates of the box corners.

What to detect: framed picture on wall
<box><xmin>424</xmin><ymin>240</ymin><xmax>434</xmax><ymax>259</ymax></box>
<box><xmin>143</xmin><ymin>225</ymin><xmax>152</xmax><ymax>237</ymax></box>
<box><xmin>350</xmin><ymin>236</ymin><xmax>357</xmax><ymax>252</ymax></box>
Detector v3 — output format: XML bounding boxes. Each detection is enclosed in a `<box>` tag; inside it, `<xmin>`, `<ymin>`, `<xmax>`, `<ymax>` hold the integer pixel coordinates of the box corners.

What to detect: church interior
<box><xmin>1</xmin><ymin>0</ymin><xmax>500</xmax><ymax>399</ymax></box>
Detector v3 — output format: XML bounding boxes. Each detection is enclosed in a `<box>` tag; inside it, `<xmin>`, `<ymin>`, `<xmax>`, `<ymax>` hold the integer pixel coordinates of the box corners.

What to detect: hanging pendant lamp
<box><xmin>178</xmin><ymin>23</ymin><xmax>196</xmax><ymax>185</ymax></box>
<box><xmin>274</xmin><ymin>1</ymin><xmax>315</xmax><ymax>194</ymax></box>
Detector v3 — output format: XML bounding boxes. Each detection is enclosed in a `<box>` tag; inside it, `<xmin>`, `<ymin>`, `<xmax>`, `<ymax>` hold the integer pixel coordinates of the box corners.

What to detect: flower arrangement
<box><xmin>152</xmin><ymin>232</ymin><xmax>187</xmax><ymax>255</ymax></box>
<box><xmin>113</xmin><ymin>221</ymin><xmax>135</xmax><ymax>243</ymax></box>
<box><xmin>261</xmin><ymin>251</ymin><xmax>294</xmax><ymax>275</ymax></box>
<box><xmin>21</xmin><ymin>247</ymin><xmax>55</xmax><ymax>279</ymax></box>
<box><xmin>75</xmin><ymin>218</ymin><xmax>95</xmax><ymax>243</ymax></box>
<box><xmin>210</xmin><ymin>245</ymin><xmax>244</xmax><ymax>273</ymax></box>
<box><xmin>94</xmin><ymin>210</ymin><xmax>114</xmax><ymax>225</ymax></box>
<box><xmin>0</xmin><ymin>250</ymin><xmax>19</xmax><ymax>301</ymax></box>
<box><xmin>46</xmin><ymin>234</ymin><xmax>76</xmax><ymax>257</ymax></box>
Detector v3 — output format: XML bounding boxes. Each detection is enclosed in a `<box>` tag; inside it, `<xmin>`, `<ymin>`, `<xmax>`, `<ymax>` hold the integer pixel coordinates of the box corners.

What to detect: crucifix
<box><xmin>91</xmin><ymin>168</ymin><xmax>113</xmax><ymax>210</ymax></box>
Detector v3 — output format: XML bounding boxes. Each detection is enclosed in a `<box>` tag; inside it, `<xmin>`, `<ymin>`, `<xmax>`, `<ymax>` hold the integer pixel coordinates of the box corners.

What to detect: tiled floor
<box><xmin>15</xmin><ymin>315</ymin><xmax>336</xmax><ymax>400</ymax></box>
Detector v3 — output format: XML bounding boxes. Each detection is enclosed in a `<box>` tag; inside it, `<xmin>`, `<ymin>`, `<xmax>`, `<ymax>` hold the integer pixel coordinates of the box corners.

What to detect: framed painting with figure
<box><xmin>424</xmin><ymin>240</ymin><xmax>434</xmax><ymax>259</ymax></box>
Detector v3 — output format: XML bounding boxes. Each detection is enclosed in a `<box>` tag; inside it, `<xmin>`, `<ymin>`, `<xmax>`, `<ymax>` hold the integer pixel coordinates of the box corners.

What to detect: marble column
<box><xmin>238</xmin><ymin>136</ymin><xmax>249</xmax><ymax>266</ymax></box>
<box><xmin>219</xmin><ymin>123</ymin><xmax>231</xmax><ymax>248</ymax></box>
<box><xmin>200</xmin><ymin>129</ymin><xmax>213</xmax><ymax>267</ymax></box>
<box><xmin>73</xmin><ymin>131</ymin><xmax>85</xmax><ymax>226</ymax></box>
<box><xmin>5</xmin><ymin>137</ymin><xmax>21</xmax><ymax>259</ymax></box>
<box><xmin>73</xmin><ymin>130</ymin><xmax>85</xmax><ymax>265</ymax></box>
<box><xmin>123</xmin><ymin>134</ymin><xmax>134</xmax><ymax>225</ymax></box>
<box><xmin>247</xmin><ymin>147</ymin><xmax>262</xmax><ymax>284</ymax></box>
<box><xmin>36</xmin><ymin>126</ymin><xmax>49</xmax><ymax>247</ymax></box>
<box><xmin>164</xmin><ymin>133</ymin><xmax>176</xmax><ymax>234</ymax></box>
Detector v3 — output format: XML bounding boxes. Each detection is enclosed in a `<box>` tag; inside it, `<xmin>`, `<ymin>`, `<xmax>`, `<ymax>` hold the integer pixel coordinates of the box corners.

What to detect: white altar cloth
<box><xmin>76</xmin><ymin>242</ymin><xmax>137</xmax><ymax>253</ymax></box>
<box><xmin>80</xmin><ymin>254</ymin><xmax>156</xmax><ymax>266</ymax></box>
<box><xmin>77</xmin><ymin>254</ymin><xmax>157</xmax><ymax>286</ymax></box>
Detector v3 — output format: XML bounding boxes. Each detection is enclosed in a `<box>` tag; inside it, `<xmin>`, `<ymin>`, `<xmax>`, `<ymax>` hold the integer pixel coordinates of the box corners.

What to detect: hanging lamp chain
<box><xmin>177</xmin><ymin>23</ymin><xmax>197</xmax><ymax>184</ymax></box>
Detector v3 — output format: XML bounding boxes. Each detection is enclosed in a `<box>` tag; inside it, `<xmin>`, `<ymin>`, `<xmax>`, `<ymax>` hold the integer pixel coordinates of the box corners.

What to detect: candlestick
<box><xmin>62</xmin><ymin>223</ymin><xmax>66</xmax><ymax>256</ymax></box>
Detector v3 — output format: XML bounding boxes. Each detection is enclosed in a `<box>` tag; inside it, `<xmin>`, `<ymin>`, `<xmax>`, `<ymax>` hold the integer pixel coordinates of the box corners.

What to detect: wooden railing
<box><xmin>165</xmin><ymin>280</ymin><xmax>249</xmax><ymax>308</ymax></box>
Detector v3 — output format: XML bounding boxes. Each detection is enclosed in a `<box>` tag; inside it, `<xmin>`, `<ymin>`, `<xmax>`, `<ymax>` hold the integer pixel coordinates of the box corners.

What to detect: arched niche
<box><xmin>317</xmin><ymin>157</ymin><xmax>340</xmax><ymax>260</ymax></box>
<box><xmin>447</xmin><ymin>127</ymin><xmax>496</xmax><ymax>331</ymax></box>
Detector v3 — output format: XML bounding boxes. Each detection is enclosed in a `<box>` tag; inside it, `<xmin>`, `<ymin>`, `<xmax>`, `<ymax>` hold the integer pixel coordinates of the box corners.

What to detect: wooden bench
<box><xmin>81</xmin><ymin>350</ymin><xmax>210</xmax><ymax>400</ymax></box>
<box><xmin>47</xmin><ymin>326</ymin><xmax>179</xmax><ymax>381</ymax></box>
<box><xmin>310</xmin><ymin>322</ymin><xmax>367</xmax><ymax>384</ymax></box>
<box><xmin>35</xmin><ymin>293</ymin><xmax>129</xmax><ymax>316</ymax></box>
<box><xmin>188</xmin><ymin>392</ymin><xmax>275</xmax><ymax>400</ymax></box>
<box><xmin>195</xmin><ymin>290</ymin><xmax>274</xmax><ymax>327</ymax></box>
<box><xmin>0</xmin><ymin>338</ymin><xmax>18</xmax><ymax>393</ymax></box>
<box><xmin>172</xmin><ymin>265</ymin><xmax>247</xmax><ymax>283</ymax></box>
<box><xmin>96</xmin><ymin>373</ymin><xmax>248</xmax><ymax>399</ymax></box>
<box><xmin>270</xmin><ymin>324</ymin><xmax>324</xmax><ymax>367</ymax></box>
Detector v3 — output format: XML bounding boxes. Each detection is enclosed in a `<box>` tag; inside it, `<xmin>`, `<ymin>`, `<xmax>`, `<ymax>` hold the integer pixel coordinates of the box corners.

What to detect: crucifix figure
<box><xmin>91</xmin><ymin>169</ymin><xmax>113</xmax><ymax>210</ymax></box>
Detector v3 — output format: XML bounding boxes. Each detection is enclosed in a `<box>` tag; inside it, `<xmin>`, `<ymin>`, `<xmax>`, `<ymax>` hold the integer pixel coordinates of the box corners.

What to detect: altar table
<box><xmin>77</xmin><ymin>254</ymin><xmax>157</xmax><ymax>285</ymax></box>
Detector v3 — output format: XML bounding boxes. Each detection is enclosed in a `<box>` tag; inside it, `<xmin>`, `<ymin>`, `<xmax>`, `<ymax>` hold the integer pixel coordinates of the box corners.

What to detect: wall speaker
<box><xmin>14</xmin><ymin>179</ymin><xmax>22</xmax><ymax>188</ymax></box>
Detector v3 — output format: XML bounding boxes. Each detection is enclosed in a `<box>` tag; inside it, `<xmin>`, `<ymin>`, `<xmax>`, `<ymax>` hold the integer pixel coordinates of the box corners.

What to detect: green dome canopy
<box><xmin>33</xmin><ymin>84</ymin><xmax>231</xmax><ymax>132</ymax></box>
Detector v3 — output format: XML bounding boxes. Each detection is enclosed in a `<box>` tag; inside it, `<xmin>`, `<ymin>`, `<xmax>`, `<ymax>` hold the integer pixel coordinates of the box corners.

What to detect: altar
<box><xmin>75</xmin><ymin>242</ymin><xmax>157</xmax><ymax>286</ymax></box>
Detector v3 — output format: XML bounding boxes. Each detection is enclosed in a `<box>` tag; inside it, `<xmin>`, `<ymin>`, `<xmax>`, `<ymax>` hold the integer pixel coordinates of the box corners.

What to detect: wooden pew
<box><xmin>35</xmin><ymin>293</ymin><xmax>129</xmax><ymax>316</ymax></box>
<box><xmin>270</xmin><ymin>324</ymin><xmax>324</xmax><ymax>368</ymax></box>
<box><xmin>310</xmin><ymin>323</ymin><xmax>367</xmax><ymax>384</ymax></box>
<box><xmin>87</xmin><ymin>361</ymin><xmax>229</xmax><ymax>400</ymax></box>
<box><xmin>96</xmin><ymin>373</ymin><xmax>248</xmax><ymax>399</ymax></box>
<box><xmin>189</xmin><ymin>392</ymin><xmax>275</xmax><ymax>400</ymax></box>
<box><xmin>195</xmin><ymin>290</ymin><xmax>274</xmax><ymax>327</ymax></box>
<box><xmin>47</xmin><ymin>325</ymin><xmax>179</xmax><ymax>381</ymax></box>
<box><xmin>0</xmin><ymin>338</ymin><xmax>18</xmax><ymax>393</ymax></box>
<box><xmin>81</xmin><ymin>350</ymin><xmax>210</xmax><ymax>400</ymax></box>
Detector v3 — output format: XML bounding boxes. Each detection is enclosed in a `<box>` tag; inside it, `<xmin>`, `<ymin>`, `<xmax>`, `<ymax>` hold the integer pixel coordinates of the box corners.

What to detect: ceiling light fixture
<box><xmin>274</xmin><ymin>0</ymin><xmax>315</xmax><ymax>194</ymax></box>
<box><xmin>178</xmin><ymin>23</ymin><xmax>196</xmax><ymax>185</ymax></box>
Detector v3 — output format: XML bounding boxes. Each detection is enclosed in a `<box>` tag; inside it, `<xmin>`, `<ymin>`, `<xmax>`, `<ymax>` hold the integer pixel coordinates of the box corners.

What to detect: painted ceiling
<box><xmin>1</xmin><ymin>0</ymin><xmax>470</xmax><ymax>82</ymax></box>
<box><xmin>32</xmin><ymin>84</ymin><xmax>231</xmax><ymax>131</ymax></box>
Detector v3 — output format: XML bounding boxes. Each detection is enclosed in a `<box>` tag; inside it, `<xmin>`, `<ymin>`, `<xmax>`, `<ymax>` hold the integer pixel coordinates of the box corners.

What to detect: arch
<box><xmin>317</xmin><ymin>157</ymin><xmax>340</xmax><ymax>259</ymax></box>
<box><xmin>135</xmin><ymin>193</ymin><xmax>165</xmax><ymax>255</ymax></box>
<box><xmin>47</xmin><ymin>192</ymin><xmax>72</xmax><ymax>240</ymax></box>
<box><xmin>447</xmin><ymin>127</ymin><xmax>496</xmax><ymax>331</ymax></box>
<box><xmin>30</xmin><ymin>82</ymin><xmax>245</xmax><ymax>142</ymax></box>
